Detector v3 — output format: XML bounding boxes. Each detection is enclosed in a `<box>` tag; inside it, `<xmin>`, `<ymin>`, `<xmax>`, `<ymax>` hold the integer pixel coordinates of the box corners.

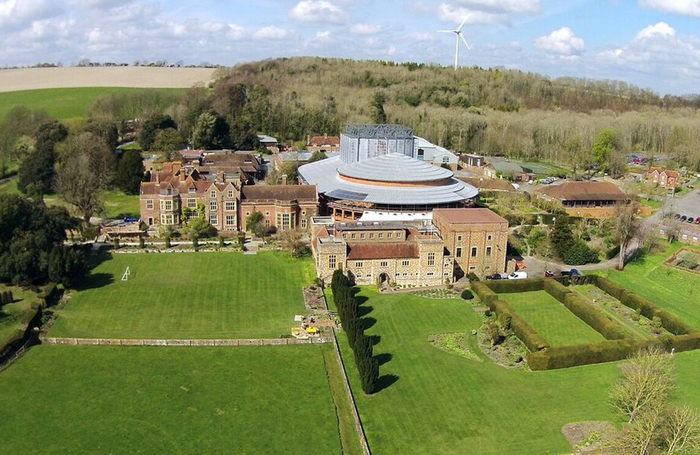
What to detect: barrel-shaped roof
<box><xmin>338</xmin><ymin>153</ymin><xmax>453</xmax><ymax>183</ymax></box>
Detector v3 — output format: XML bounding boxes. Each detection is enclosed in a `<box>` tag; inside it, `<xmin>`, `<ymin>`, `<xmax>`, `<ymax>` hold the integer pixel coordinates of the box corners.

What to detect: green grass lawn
<box><xmin>0</xmin><ymin>344</ymin><xmax>342</xmax><ymax>455</ymax></box>
<box><xmin>50</xmin><ymin>252</ymin><xmax>315</xmax><ymax>339</ymax></box>
<box><xmin>499</xmin><ymin>290</ymin><xmax>607</xmax><ymax>347</ymax></box>
<box><xmin>0</xmin><ymin>285</ymin><xmax>39</xmax><ymax>344</ymax></box>
<box><xmin>0</xmin><ymin>87</ymin><xmax>186</xmax><ymax>122</ymax></box>
<box><xmin>338</xmin><ymin>288</ymin><xmax>700</xmax><ymax>455</ymax></box>
<box><xmin>593</xmin><ymin>242</ymin><xmax>700</xmax><ymax>331</ymax></box>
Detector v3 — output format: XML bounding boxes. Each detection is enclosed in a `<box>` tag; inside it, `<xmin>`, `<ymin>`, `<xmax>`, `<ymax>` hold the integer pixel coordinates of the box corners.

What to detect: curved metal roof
<box><xmin>338</xmin><ymin>153</ymin><xmax>453</xmax><ymax>183</ymax></box>
<box><xmin>299</xmin><ymin>156</ymin><xmax>478</xmax><ymax>206</ymax></box>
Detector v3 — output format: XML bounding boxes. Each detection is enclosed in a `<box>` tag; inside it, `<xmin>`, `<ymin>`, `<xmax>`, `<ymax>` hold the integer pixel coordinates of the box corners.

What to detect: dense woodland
<box><xmin>211</xmin><ymin>57</ymin><xmax>700</xmax><ymax>171</ymax></box>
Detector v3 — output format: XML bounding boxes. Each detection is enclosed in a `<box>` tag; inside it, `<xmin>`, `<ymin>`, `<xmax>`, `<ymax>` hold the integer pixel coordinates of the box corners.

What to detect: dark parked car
<box><xmin>681</xmin><ymin>215</ymin><xmax>688</xmax><ymax>222</ymax></box>
<box><xmin>486</xmin><ymin>273</ymin><xmax>503</xmax><ymax>281</ymax></box>
<box><xmin>688</xmin><ymin>218</ymin><xmax>695</xmax><ymax>224</ymax></box>
<box><xmin>561</xmin><ymin>269</ymin><xmax>582</xmax><ymax>277</ymax></box>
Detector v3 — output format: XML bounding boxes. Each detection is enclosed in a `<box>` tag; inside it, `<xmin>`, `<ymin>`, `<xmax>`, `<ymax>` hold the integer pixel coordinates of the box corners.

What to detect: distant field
<box><xmin>0</xmin><ymin>67</ymin><xmax>216</xmax><ymax>93</ymax></box>
<box><xmin>0</xmin><ymin>87</ymin><xmax>187</xmax><ymax>122</ymax></box>
<box><xmin>0</xmin><ymin>345</ymin><xmax>342</xmax><ymax>455</ymax></box>
<box><xmin>499</xmin><ymin>290</ymin><xmax>607</xmax><ymax>347</ymax></box>
<box><xmin>50</xmin><ymin>252</ymin><xmax>315</xmax><ymax>339</ymax></box>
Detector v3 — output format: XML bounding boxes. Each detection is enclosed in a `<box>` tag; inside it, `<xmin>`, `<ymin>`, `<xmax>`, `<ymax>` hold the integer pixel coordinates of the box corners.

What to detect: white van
<box><xmin>508</xmin><ymin>272</ymin><xmax>528</xmax><ymax>280</ymax></box>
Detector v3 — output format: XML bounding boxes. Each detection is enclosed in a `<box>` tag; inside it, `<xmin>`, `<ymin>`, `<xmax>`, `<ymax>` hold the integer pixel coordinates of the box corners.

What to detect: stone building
<box><xmin>312</xmin><ymin>208</ymin><xmax>508</xmax><ymax>286</ymax></box>
<box><xmin>240</xmin><ymin>185</ymin><xmax>319</xmax><ymax>231</ymax></box>
<box><xmin>432</xmin><ymin>208</ymin><xmax>509</xmax><ymax>278</ymax></box>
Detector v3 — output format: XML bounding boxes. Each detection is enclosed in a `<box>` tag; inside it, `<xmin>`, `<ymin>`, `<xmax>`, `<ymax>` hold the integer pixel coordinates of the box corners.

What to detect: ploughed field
<box><xmin>49</xmin><ymin>252</ymin><xmax>314</xmax><ymax>340</ymax></box>
<box><xmin>0</xmin><ymin>345</ymin><xmax>342</xmax><ymax>455</ymax></box>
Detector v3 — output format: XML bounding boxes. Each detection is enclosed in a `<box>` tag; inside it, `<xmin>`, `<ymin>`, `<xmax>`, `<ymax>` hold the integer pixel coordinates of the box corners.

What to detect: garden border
<box><xmin>663</xmin><ymin>248</ymin><xmax>700</xmax><ymax>276</ymax></box>
<box><xmin>472</xmin><ymin>278</ymin><xmax>700</xmax><ymax>370</ymax></box>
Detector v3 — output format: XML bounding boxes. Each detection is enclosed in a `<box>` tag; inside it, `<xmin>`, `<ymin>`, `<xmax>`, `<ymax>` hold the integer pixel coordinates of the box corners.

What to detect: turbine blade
<box><xmin>460</xmin><ymin>33</ymin><xmax>471</xmax><ymax>50</ymax></box>
<box><xmin>436</xmin><ymin>30</ymin><xmax>453</xmax><ymax>33</ymax></box>
<box><xmin>458</xmin><ymin>17</ymin><xmax>468</xmax><ymax>32</ymax></box>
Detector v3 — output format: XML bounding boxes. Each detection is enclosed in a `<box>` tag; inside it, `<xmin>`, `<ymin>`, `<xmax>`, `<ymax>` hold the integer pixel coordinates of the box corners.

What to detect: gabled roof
<box><xmin>241</xmin><ymin>185</ymin><xmax>317</xmax><ymax>203</ymax></box>
<box><xmin>346</xmin><ymin>243</ymin><xmax>419</xmax><ymax>260</ymax></box>
<box><xmin>433</xmin><ymin>208</ymin><xmax>508</xmax><ymax>225</ymax></box>
<box><xmin>538</xmin><ymin>181</ymin><xmax>629</xmax><ymax>201</ymax></box>
<box><xmin>309</xmin><ymin>136</ymin><xmax>340</xmax><ymax>146</ymax></box>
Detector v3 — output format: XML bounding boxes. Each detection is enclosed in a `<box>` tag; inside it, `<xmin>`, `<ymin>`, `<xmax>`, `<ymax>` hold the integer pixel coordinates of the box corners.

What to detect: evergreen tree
<box><xmin>115</xmin><ymin>150</ymin><xmax>146</xmax><ymax>195</ymax></box>
<box><xmin>192</xmin><ymin>112</ymin><xmax>231</xmax><ymax>150</ymax></box>
<box><xmin>358</xmin><ymin>356</ymin><xmax>379</xmax><ymax>394</ymax></box>
<box><xmin>139</xmin><ymin>114</ymin><xmax>177</xmax><ymax>151</ymax></box>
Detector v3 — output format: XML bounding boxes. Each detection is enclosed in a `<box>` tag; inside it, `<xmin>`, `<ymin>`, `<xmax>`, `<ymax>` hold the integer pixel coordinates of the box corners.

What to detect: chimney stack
<box><xmin>281</xmin><ymin>174</ymin><xmax>287</xmax><ymax>186</ymax></box>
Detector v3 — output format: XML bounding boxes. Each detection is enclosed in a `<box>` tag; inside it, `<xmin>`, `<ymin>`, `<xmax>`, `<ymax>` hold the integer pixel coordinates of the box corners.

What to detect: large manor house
<box><xmin>139</xmin><ymin>124</ymin><xmax>509</xmax><ymax>285</ymax></box>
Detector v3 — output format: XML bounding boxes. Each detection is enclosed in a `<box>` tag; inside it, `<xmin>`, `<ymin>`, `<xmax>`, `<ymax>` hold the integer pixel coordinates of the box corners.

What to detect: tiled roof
<box><xmin>459</xmin><ymin>177</ymin><xmax>516</xmax><ymax>192</ymax></box>
<box><xmin>433</xmin><ymin>208</ymin><xmax>507</xmax><ymax>225</ymax></box>
<box><xmin>241</xmin><ymin>184</ymin><xmax>317</xmax><ymax>203</ymax></box>
<box><xmin>538</xmin><ymin>181</ymin><xmax>629</xmax><ymax>202</ymax></box>
<box><xmin>346</xmin><ymin>243</ymin><xmax>419</xmax><ymax>260</ymax></box>
<box><xmin>309</xmin><ymin>136</ymin><xmax>340</xmax><ymax>146</ymax></box>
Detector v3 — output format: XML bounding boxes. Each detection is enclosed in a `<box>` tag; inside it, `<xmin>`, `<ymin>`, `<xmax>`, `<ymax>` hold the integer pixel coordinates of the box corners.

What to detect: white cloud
<box><xmin>0</xmin><ymin>0</ymin><xmax>60</xmax><ymax>30</ymax></box>
<box><xmin>411</xmin><ymin>32</ymin><xmax>438</xmax><ymax>43</ymax></box>
<box><xmin>350</xmin><ymin>24</ymin><xmax>381</xmax><ymax>35</ymax></box>
<box><xmin>534</xmin><ymin>27</ymin><xmax>585</xmax><ymax>56</ymax></box>
<box><xmin>438</xmin><ymin>3</ymin><xmax>508</xmax><ymax>24</ymax></box>
<box><xmin>635</xmin><ymin>22</ymin><xmax>675</xmax><ymax>40</ymax></box>
<box><xmin>451</xmin><ymin>0</ymin><xmax>540</xmax><ymax>14</ymax></box>
<box><xmin>253</xmin><ymin>26</ymin><xmax>292</xmax><ymax>40</ymax></box>
<box><xmin>226</xmin><ymin>24</ymin><xmax>245</xmax><ymax>40</ymax></box>
<box><xmin>640</xmin><ymin>0</ymin><xmax>700</xmax><ymax>18</ymax></box>
<box><xmin>289</xmin><ymin>1</ymin><xmax>347</xmax><ymax>24</ymax></box>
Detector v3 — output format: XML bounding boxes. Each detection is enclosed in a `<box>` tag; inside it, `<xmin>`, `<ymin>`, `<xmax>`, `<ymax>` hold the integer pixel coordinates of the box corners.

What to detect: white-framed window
<box><xmin>379</xmin><ymin>233</ymin><xmax>384</xmax><ymax>239</ymax></box>
<box><xmin>210</xmin><ymin>214</ymin><xmax>218</xmax><ymax>225</ymax></box>
<box><xmin>401</xmin><ymin>260</ymin><xmax>410</xmax><ymax>267</ymax></box>
<box><xmin>351</xmin><ymin>233</ymin><xmax>356</xmax><ymax>239</ymax></box>
<box><xmin>342</xmin><ymin>233</ymin><xmax>348</xmax><ymax>239</ymax></box>
<box><xmin>301</xmin><ymin>218</ymin><xmax>307</xmax><ymax>228</ymax></box>
<box><xmin>225</xmin><ymin>201</ymin><xmax>235</xmax><ymax>211</ymax></box>
<box><xmin>189</xmin><ymin>187</ymin><xmax>196</xmax><ymax>194</ymax></box>
<box><xmin>210</xmin><ymin>201</ymin><xmax>218</xmax><ymax>211</ymax></box>
<box><xmin>360</xmin><ymin>233</ymin><xmax>365</xmax><ymax>240</ymax></box>
<box><xmin>457</xmin><ymin>235</ymin><xmax>462</xmax><ymax>242</ymax></box>
<box><xmin>146</xmin><ymin>199</ymin><xmax>153</xmax><ymax>210</ymax></box>
<box><xmin>387</xmin><ymin>233</ymin><xmax>393</xmax><ymax>239</ymax></box>
<box><xmin>380</xmin><ymin>261</ymin><xmax>388</xmax><ymax>267</ymax></box>
<box><xmin>226</xmin><ymin>215</ymin><xmax>236</xmax><ymax>226</ymax></box>
<box><xmin>370</xmin><ymin>233</ymin><xmax>375</xmax><ymax>239</ymax></box>
<box><xmin>471</xmin><ymin>247</ymin><xmax>478</xmax><ymax>258</ymax></box>
<box><xmin>210</xmin><ymin>190</ymin><xmax>216</xmax><ymax>198</ymax></box>
<box><xmin>329</xmin><ymin>255</ymin><xmax>337</xmax><ymax>269</ymax></box>
<box><xmin>227</xmin><ymin>190</ymin><xmax>234</xmax><ymax>198</ymax></box>
<box><xmin>265</xmin><ymin>211</ymin><xmax>270</xmax><ymax>216</ymax></box>
<box><xmin>187</xmin><ymin>198</ymin><xmax>197</xmax><ymax>208</ymax></box>
<box><xmin>487</xmin><ymin>235</ymin><xmax>493</xmax><ymax>241</ymax></box>
<box><xmin>427</xmin><ymin>253</ymin><xmax>435</xmax><ymax>266</ymax></box>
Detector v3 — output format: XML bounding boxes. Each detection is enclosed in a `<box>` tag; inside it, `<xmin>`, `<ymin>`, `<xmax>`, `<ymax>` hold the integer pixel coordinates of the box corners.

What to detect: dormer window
<box><xmin>166</xmin><ymin>188</ymin><xmax>173</xmax><ymax>195</ymax></box>
<box><xmin>189</xmin><ymin>187</ymin><xmax>196</xmax><ymax>193</ymax></box>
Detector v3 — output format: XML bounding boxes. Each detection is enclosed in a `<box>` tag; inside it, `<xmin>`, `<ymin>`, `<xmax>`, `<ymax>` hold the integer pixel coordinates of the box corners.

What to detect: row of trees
<box><xmin>331</xmin><ymin>270</ymin><xmax>379</xmax><ymax>394</ymax></box>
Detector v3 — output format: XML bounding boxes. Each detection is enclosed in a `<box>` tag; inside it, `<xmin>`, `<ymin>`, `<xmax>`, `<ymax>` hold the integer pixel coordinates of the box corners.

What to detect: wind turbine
<box><xmin>437</xmin><ymin>18</ymin><xmax>471</xmax><ymax>70</ymax></box>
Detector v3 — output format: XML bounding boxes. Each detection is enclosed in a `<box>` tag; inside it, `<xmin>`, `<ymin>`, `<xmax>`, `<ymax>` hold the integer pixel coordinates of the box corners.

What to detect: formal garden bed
<box><xmin>427</xmin><ymin>332</ymin><xmax>481</xmax><ymax>362</ymax></box>
<box><xmin>475</xmin><ymin>313</ymin><xmax>528</xmax><ymax>370</ymax></box>
<box><xmin>471</xmin><ymin>277</ymin><xmax>700</xmax><ymax>370</ymax></box>
<box><xmin>411</xmin><ymin>288</ymin><xmax>459</xmax><ymax>299</ymax></box>
<box><xmin>664</xmin><ymin>248</ymin><xmax>700</xmax><ymax>274</ymax></box>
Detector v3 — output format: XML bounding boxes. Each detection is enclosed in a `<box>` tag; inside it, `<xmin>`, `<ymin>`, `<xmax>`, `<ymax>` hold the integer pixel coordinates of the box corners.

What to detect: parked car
<box><xmin>486</xmin><ymin>273</ymin><xmax>503</xmax><ymax>281</ymax></box>
<box><xmin>688</xmin><ymin>218</ymin><xmax>695</xmax><ymax>224</ymax></box>
<box><xmin>675</xmin><ymin>213</ymin><xmax>681</xmax><ymax>219</ymax></box>
<box><xmin>544</xmin><ymin>270</ymin><xmax>556</xmax><ymax>278</ymax></box>
<box><xmin>681</xmin><ymin>215</ymin><xmax>688</xmax><ymax>222</ymax></box>
<box><xmin>695</xmin><ymin>218</ymin><xmax>700</xmax><ymax>225</ymax></box>
<box><xmin>508</xmin><ymin>272</ymin><xmax>528</xmax><ymax>280</ymax></box>
<box><xmin>560</xmin><ymin>269</ymin><xmax>582</xmax><ymax>277</ymax></box>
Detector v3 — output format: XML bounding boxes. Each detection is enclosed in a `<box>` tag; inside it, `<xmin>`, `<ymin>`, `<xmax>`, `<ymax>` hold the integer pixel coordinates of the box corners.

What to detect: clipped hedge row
<box><xmin>0</xmin><ymin>300</ymin><xmax>42</xmax><ymax>358</ymax></box>
<box><xmin>482</xmin><ymin>278</ymin><xmax>546</xmax><ymax>294</ymax></box>
<box><xmin>483</xmin><ymin>298</ymin><xmax>550</xmax><ymax>352</ymax></box>
<box><xmin>471</xmin><ymin>282</ymin><xmax>498</xmax><ymax>304</ymax></box>
<box><xmin>529</xmin><ymin>338</ymin><xmax>668</xmax><ymax>370</ymax></box>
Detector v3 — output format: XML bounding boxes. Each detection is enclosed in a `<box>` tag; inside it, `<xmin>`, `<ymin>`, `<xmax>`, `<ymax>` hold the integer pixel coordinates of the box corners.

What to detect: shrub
<box><xmin>113</xmin><ymin>238</ymin><xmax>120</xmax><ymax>250</ymax></box>
<box><xmin>358</xmin><ymin>356</ymin><xmax>379</xmax><ymax>394</ymax></box>
<box><xmin>192</xmin><ymin>237</ymin><xmax>199</xmax><ymax>252</ymax></box>
<box><xmin>466</xmin><ymin>272</ymin><xmax>480</xmax><ymax>282</ymax></box>
<box><xmin>138</xmin><ymin>237</ymin><xmax>145</xmax><ymax>249</ymax></box>
<box><xmin>218</xmin><ymin>236</ymin><xmax>225</xmax><ymax>248</ymax></box>
<box><xmin>563</xmin><ymin>241</ymin><xmax>599</xmax><ymax>265</ymax></box>
<box><xmin>461</xmin><ymin>289</ymin><xmax>474</xmax><ymax>300</ymax></box>
<box><xmin>164</xmin><ymin>237</ymin><xmax>171</xmax><ymax>248</ymax></box>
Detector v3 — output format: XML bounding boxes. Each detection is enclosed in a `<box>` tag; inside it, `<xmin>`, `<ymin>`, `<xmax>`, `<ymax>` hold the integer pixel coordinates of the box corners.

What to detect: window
<box><xmin>456</xmin><ymin>247</ymin><xmax>462</xmax><ymax>258</ymax></box>
<box><xmin>189</xmin><ymin>187</ymin><xmax>196</xmax><ymax>194</ymax></box>
<box><xmin>427</xmin><ymin>272</ymin><xmax>434</xmax><ymax>277</ymax></box>
<box><xmin>471</xmin><ymin>247</ymin><xmax>478</xmax><ymax>258</ymax></box>
<box><xmin>486</xmin><ymin>246</ymin><xmax>492</xmax><ymax>257</ymax></box>
<box><xmin>187</xmin><ymin>198</ymin><xmax>197</xmax><ymax>208</ymax></box>
<box><xmin>210</xmin><ymin>201</ymin><xmax>218</xmax><ymax>211</ymax></box>
<box><xmin>351</xmin><ymin>233</ymin><xmax>356</xmax><ymax>239</ymax></box>
<box><xmin>356</xmin><ymin>273</ymin><xmax>362</xmax><ymax>278</ymax></box>
<box><xmin>487</xmin><ymin>235</ymin><xmax>493</xmax><ymax>241</ymax></box>
<box><xmin>226</xmin><ymin>215</ymin><xmax>235</xmax><ymax>226</ymax></box>
<box><xmin>342</xmin><ymin>233</ymin><xmax>348</xmax><ymax>239</ymax></box>
<box><xmin>301</xmin><ymin>218</ymin><xmax>307</xmax><ymax>229</ymax></box>
<box><xmin>161</xmin><ymin>200</ymin><xmax>172</xmax><ymax>211</ymax></box>
<box><xmin>210</xmin><ymin>190</ymin><xmax>216</xmax><ymax>198</ymax></box>
<box><xmin>265</xmin><ymin>219</ymin><xmax>270</xmax><ymax>226</ymax></box>
<box><xmin>457</xmin><ymin>235</ymin><xmax>462</xmax><ymax>242</ymax></box>
<box><xmin>427</xmin><ymin>253</ymin><xmax>435</xmax><ymax>266</ymax></box>
<box><xmin>469</xmin><ymin>266</ymin><xmax>476</xmax><ymax>271</ymax></box>
<box><xmin>442</xmin><ymin>156</ymin><xmax>450</xmax><ymax>163</ymax></box>
<box><xmin>210</xmin><ymin>214</ymin><xmax>218</xmax><ymax>225</ymax></box>
<box><xmin>379</xmin><ymin>233</ymin><xmax>384</xmax><ymax>239</ymax></box>
<box><xmin>380</xmin><ymin>261</ymin><xmax>388</xmax><ymax>267</ymax></box>
<box><xmin>146</xmin><ymin>199</ymin><xmax>154</xmax><ymax>210</ymax></box>
<box><xmin>329</xmin><ymin>255</ymin><xmax>337</xmax><ymax>269</ymax></box>
<box><xmin>387</xmin><ymin>233</ymin><xmax>392</xmax><ymax>239</ymax></box>
<box><xmin>401</xmin><ymin>260</ymin><xmax>410</xmax><ymax>267</ymax></box>
<box><xmin>356</xmin><ymin>261</ymin><xmax>364</xmax><ymax>268</ymax></box>
<box><xmin>227</xmin><ymin>190</ymin><xmax>234</xmax><ymax>198</ymax></box>
<box><xmin>225</xmin><ymin>201</ymin><xmax>235</xmax><ymax>211</ymax></box>
<box><xmin>360</xmin><ymin>233</ymin><xmax>365</xmax><ymax>240</ymax></box>
<box><xmin>265</xmin><ymin>211</ymin><xmax>270</xmax><ymax>216</ymax></box>
<box><xmin>370</xmin><ymin>233</ymin><xmax>375</xmax><ymax>239</ymax></box>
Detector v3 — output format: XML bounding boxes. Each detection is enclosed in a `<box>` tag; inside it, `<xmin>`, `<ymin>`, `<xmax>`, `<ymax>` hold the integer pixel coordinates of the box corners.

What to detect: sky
<box><xmin>2</xmin><ymin>0</ymin><xmax>700</xmax><ymax>95</ymax></box>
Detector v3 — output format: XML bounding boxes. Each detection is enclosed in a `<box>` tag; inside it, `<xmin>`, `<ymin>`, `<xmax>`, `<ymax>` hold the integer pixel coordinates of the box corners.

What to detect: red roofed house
<box><xmin>311</xmin><ymin>208</ymin><xmax>509</xmax><ymax>286</ymax></box>
<box><xmin>647</xmin><ymin>167</ymin><xmax>679</xmax><ymax>190</ymax></box>
<box><xmin>307</xmin><ymin>134</ymin><xmax>340</xmax><ymax>152</ymax></box>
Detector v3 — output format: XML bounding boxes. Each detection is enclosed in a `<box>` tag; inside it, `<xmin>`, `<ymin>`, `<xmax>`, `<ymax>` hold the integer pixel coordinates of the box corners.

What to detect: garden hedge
<box><xmin>483</xmin><ymin>298</ymin><xmax>550</xmax><ymax>352</ymax></box>
<box><xmin>528</xmin><ymin>338</ymin><xmax>669</xmax><ymax>370</ymax></box>
<box><xmin>482</xmin><ymin>278</ymin><xmax>546</xmax><ymax>294</ymax></box>
<box><xmin>0</xmin><ymin>299</ymin><xmax>42</xmax><ymax>358</ymax></box>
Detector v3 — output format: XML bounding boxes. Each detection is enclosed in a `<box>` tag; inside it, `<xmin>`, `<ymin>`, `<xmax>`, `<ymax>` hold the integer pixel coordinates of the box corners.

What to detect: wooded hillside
<box><xmin>214</xmin><ymin>57</ymin><xmax>700</xmax><ymax>171</ymax></box>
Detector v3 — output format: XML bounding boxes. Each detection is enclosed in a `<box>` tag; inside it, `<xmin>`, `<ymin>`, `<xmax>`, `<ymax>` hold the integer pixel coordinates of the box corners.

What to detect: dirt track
<box><xmin>0</xmin><ymin>67</ymin><xmax>217</xmax><ymax>92</ymax></box>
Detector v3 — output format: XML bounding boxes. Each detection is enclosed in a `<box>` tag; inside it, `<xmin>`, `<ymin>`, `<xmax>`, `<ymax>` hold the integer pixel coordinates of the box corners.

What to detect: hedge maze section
<box><xmin>472</xmin><ymin>278</ymin><xmax>700</xmax><ymax>370</ymax></box>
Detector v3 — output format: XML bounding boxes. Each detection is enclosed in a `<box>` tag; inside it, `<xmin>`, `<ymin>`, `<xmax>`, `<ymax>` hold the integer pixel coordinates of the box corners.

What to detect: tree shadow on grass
<box><xmin>362</xmin><ymin>317</ymin><xmax>377</xmax><ymax>330</ymax></box>
<box><xmin>368</xmin><ymin>334</ymin><xmax>381</xmax><ymax>347</ymax></box>
<box><xmin>374</xmin><ymin>352</ymin><xmax>393</xmax><ymax>366</ymax></box>
<box><xmin>358</xmin><ymin>305</ymin><xmax>373</xmax><ymax>317</ymax></box>
<box><xmin>374</xmin><ymin>374</ymin><xmax>399</xmax><ymax>393</ymax></box>
<box><xmin>74</xmin><ymin>273</ymin><xmax>114</xmax><ymax>292</ymax></box>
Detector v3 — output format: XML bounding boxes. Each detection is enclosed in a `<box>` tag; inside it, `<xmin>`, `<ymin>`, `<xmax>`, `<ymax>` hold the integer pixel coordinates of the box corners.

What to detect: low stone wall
<box><xmin>40</xmin><ymin>336</ymin><xmax>333</xmax><ymax>346</ymax></box>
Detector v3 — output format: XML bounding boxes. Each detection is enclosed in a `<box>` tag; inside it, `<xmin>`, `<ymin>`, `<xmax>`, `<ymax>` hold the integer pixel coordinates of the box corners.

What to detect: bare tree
<box><xmin>661</xmin><ymin>406</ymin><xmax>700</xmax><ymax>455</ymax></box>
<box><xmin>610</xmin><ymin>347</ymin><xmax>674</xmax><ymax>423</ymax></box>
<box><xmin>279</xmin><ymin>229</ymin><xmax>307</xmax><ymax>258</ymax></box>
<box><xmin>612</xmin><ymin>408</ymin><xmax>664</xmax><ymax>455</ymax></box>
<box><xmin>614</xmin><ymin>202</ymin><xmax>642</xmax><ymax>270</ymax></box>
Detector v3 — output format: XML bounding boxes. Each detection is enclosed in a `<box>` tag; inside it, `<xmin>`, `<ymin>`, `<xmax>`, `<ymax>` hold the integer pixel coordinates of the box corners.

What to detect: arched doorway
<box><xmin>379</xmin><ymin>273</ymin><xmax>389</xmax><ymax>284</ymax></box>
